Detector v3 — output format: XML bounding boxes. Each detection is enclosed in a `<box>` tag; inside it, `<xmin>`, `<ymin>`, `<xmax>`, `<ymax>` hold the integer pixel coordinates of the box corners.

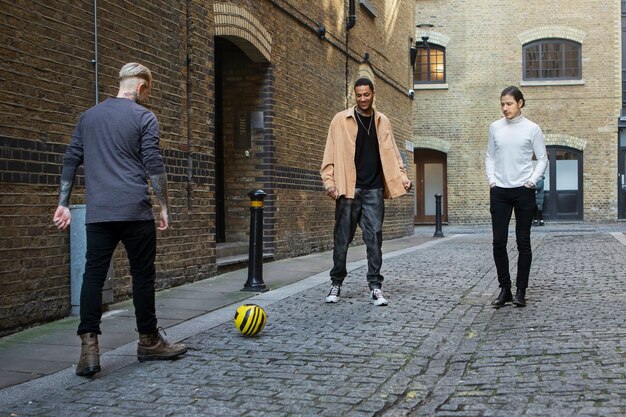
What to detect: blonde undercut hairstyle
<box><xmin>118</xmin><ymin>62</ymin><xmax>152</xmax><ymax>90</ymax></box>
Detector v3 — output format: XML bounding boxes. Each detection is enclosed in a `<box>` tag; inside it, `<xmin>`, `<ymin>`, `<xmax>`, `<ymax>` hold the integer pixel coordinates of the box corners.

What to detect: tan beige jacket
<box><xmin>320</xmin><ymin>107</ymin><xmax>408</xmax><ymax>199</ymax></box>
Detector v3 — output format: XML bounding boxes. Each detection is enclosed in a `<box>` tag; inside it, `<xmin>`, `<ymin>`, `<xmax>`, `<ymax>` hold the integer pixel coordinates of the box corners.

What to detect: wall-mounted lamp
<box><xmin>416</xmin><ymin>23</ymin><xmax>434</xmax><ymax>49</ymax></box>
<box><xmin>411</xmin><ymin>24</ymin><xmax>434</xmax><ymax>67</ymax></box>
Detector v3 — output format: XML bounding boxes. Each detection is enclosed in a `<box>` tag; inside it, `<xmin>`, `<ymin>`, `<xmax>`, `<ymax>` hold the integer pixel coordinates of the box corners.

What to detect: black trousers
<box><xmin>490</xmin><ymin>186</ymin><xmax>536</xmax><ymax>290</ymax></box>
<box><xmin>330</xmin><ymin>188</ymin><xmax>384</xmax><ymax>289</ymax></box>
<box><xmin>77</xmin><ymin>220</ymin><xmax>158</xmax><ymax>335</ymax></box>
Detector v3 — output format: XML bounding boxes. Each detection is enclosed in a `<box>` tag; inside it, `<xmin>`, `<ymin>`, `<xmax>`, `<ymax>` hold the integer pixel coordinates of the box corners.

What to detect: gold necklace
<box><xmin>355</xmin><ymin>110</ymin><xmax>373</xmax><ymax>136</ymax></box>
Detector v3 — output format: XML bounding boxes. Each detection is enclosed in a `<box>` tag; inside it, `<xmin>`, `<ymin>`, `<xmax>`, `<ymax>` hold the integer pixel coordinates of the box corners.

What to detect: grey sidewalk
<box><xmin>2</xmin><ymin>223</ymin><xmax>626</xmax><ymax>416</ymax></box>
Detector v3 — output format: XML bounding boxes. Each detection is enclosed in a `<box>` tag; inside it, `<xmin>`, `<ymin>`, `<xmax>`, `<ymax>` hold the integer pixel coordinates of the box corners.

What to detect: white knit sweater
<box><xmin>485</xmin><ymin>114</ymin><xmax>548</xmax><ymax>188</ymax></box>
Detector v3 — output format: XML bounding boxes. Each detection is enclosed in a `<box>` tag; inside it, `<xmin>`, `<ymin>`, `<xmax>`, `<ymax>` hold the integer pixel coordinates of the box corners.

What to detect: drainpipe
<box><xmin>347</xmin><ymin>0</ymin><xmax>356</xmax><ymax>30</ymax></box>
<box><xmin>186</xmin><ymin>0</ymin><xmax>193</xmax><ymax>209</ymax></box>
<box><xmin>345</xmin><ymin>0</ymin><xmax>356</xmax><ymax>107</ymax></box>
<box><xmin>92</xmin><ymin>0</ymin><xmax>99</xmax><ymax>103</ymax></box>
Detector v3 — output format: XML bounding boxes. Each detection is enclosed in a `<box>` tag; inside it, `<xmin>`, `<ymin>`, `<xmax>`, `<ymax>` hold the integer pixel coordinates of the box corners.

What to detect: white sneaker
<box><xmin>370</xmin><ymin>288</ymin><xmax>388</xmax><ymax>306</ymax></box>
<box><xmin>325</xmin><ymin>285</ymin><xmax>341</xmax><ymax>303</ymax></box>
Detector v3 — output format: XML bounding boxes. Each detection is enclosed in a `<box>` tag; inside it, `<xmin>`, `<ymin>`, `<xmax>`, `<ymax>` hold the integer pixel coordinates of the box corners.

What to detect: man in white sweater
<box><xmin>486</xmin><ymin>86</ymin><xmax>548</xmax><ymax>308</ymax></box>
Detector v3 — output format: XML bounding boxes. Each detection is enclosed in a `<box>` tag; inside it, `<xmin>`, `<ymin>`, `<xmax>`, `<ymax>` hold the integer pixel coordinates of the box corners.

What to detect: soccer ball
<box><xmin>234</xmin><ymin>304</ymin><xmax>267</xmax><ymax>336</ymax></box>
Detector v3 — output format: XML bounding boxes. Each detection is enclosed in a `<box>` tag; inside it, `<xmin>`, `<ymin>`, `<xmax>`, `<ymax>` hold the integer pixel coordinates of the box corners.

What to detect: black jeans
<box><xmin>77</xmin><ymin>220</ymin><xmax>158</xmax><ymax>335</ymax></box>
<box><xmin>330</xmin><ymin>188</ymin><xmax>384</xmax><ymax>289</ymax></box>
<box><xmin>490</xmin><ymin>186</ymin><xmax>536</xmax><ymax>290</ymax></box>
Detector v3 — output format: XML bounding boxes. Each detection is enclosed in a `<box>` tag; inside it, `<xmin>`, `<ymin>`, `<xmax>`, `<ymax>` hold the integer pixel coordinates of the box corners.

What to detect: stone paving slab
<box><xmin>2</xmin><ymin>227</ymin><xmax>626</xmax><ymax>416</ymax></box>
<box><xmin>389</xmin><ymin>232</ymin><xmax>626</xmax><ymax>417</ymax></box>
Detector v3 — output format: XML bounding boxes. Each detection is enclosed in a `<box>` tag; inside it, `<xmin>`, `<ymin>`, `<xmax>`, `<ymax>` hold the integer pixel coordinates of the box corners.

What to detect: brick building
<box><xmin>0</xmin><ymin>0</ymin><xmax>416</xmax><ymax>333</ymax></box>
<box><xmin>410</xmin><ymin>1</ymin><xmax>623</xmax><ymax>224</ymax></box>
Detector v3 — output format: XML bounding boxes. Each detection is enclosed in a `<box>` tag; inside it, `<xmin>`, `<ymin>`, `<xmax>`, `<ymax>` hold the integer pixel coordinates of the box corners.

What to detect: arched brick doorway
<box><xmin>414</xmin><ymin>148</ymin><xmax>447</xmax><ymax>224</ymax></box>
<box><xmin>214</xmin><ymin>4</ymin><xmax>274</xmax><ymax>264</ymax></box>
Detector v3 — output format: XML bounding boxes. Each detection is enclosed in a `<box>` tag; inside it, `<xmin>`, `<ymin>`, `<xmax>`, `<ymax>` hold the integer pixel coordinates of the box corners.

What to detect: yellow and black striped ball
<box><xmin>234</xmin><ymin>304</ymin><xmax>267</xmax><ymax>336</ymax></box>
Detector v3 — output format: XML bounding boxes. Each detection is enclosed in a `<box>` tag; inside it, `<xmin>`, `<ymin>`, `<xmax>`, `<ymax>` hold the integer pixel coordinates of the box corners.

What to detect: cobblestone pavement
<box><xmin>4</xmin><ymin>229</ymin><xmax>626</xmax><ymax>417</ymax></box>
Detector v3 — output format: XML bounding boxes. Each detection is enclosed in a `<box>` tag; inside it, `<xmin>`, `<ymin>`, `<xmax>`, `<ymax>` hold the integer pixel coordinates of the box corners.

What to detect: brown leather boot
<box><xmin>76</xmin><ymin>332</ymin><xmax>101</xmax><ymax>377</ymax></box>
<box><xmin>137</xmin><ymin>328</ymin><xmax>188</xmax><ymax>362</ymax></box>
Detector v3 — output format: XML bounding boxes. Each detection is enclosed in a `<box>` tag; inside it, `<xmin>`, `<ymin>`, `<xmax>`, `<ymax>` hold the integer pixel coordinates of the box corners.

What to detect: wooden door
<box><xmin>414</xmin><ymin>149</ymin><xmax>447</xmax><ymax>224</ymax></box>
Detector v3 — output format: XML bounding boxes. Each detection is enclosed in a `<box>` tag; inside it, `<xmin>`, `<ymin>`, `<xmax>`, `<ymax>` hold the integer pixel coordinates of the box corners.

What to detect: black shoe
<box><xmin>491</xmin><ymin>287</ymin><xmax>512</xmax><ymax>308</ymax></box>
<box><xmin>513</xmin><ymin>288</ymin><xmax>527</xmax><ymax>307</ymax></box>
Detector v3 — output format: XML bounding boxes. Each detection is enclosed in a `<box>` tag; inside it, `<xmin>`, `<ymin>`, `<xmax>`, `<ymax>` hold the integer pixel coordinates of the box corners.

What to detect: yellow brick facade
<box><xmin>412</xmin><ymin>0</ymin><xmax>622</xmax><ymax>223</ymax></box>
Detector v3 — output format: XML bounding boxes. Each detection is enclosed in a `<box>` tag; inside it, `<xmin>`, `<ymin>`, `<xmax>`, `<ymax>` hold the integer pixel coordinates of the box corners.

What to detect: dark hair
<box><xmin>354</xmin><ymin>77</ymin><xmax>374</xmax><ymax>91</ymax></box>
<box><xmin>500</xmin><ymin>86</ymin><xmax>525</xmax><ymax>108</ymax></box>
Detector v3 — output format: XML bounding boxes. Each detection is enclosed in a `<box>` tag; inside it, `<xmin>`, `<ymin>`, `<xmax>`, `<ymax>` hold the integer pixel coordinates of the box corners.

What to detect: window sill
<box><xmin>413</xmin><ymin>83</ymin><xmax>449</xmax><ymax>90</ymax></box>
<box><xmin>520</xmin><ymin>79</ymin><xmax>585</xmax><ymax>87</ymax></box>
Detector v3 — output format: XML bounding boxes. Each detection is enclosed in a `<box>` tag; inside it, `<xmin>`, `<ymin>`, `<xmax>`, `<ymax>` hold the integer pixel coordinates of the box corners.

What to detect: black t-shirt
<box><xmin>354</xmin><ymin>111</ymin><xmax>384</xmax><ymax>189</ymax></box>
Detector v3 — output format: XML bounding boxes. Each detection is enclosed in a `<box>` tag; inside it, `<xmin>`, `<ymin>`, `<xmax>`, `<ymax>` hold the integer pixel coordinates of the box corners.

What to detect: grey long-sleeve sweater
<box><xmin>61</xmin><ymin>98</ymin><xmax>165</xmax><ymax>224</ymax></box>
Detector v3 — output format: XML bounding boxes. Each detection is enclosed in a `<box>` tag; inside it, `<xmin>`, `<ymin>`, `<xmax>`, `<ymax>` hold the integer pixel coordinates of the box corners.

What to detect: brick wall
<box><xmin>0</xmin><ymin>0</ymin><xmax>217</xmax><ymax>333</ymax></box>
<box><xmin>412</xmin><ymin>0</ymin><xmax>621</xmax><ymax>223</ymax></box>
<box><xmin>0</xmin><ymin>0</ymin><xmax>415</xmax><ymax>333</ymax></box>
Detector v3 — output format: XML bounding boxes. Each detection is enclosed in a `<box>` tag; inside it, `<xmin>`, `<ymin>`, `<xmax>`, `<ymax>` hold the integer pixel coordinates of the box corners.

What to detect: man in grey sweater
<box><xmin>53</xmin><ymin>63</ymin><xmax>187</xmax><ymax>377</ymax></box>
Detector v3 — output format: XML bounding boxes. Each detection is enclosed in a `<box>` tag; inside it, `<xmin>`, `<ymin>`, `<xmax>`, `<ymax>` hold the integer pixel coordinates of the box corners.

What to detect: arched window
<box><xmin>523</xmin><ymin>39</ymin><xmax>581</xmax><ymax>80</ymax></box>
<box><xmin>413</xmin><ymin>44</ymin><xmax>445</xmax><ymax>84</ymax></box>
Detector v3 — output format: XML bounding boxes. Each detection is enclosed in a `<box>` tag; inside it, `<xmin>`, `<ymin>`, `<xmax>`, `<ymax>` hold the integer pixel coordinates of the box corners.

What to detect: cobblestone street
<box><xmin>4</xmin><ymin>228</ymin><xmax>626</xmax><ymax>416</ymax></box>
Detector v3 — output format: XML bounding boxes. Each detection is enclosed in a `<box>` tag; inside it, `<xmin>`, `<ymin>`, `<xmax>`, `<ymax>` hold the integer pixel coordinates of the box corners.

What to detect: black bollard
<box><xmin>434</xmin><ymin>193</ymin><xmax>444</xmax><ymax>237</ymax></box>
<box><xmin>242</xmin><ymin>189</ymin><xmax>269</xmax><ymax>292</ymax></box>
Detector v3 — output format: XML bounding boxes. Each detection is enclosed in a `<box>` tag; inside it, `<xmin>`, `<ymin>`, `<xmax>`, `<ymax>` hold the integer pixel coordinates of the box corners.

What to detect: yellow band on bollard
<box><xmin>250</xmin><ymin>201</ymin><xmax>263</xmax><ymax>208</ymax></box>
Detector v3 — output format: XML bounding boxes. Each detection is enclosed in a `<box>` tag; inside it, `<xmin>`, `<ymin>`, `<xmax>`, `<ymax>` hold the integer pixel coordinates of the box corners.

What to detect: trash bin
<box><xmin>69</xmin><ymin>205</ymin><xmax>113</xmax><ymax>316</ymax></box>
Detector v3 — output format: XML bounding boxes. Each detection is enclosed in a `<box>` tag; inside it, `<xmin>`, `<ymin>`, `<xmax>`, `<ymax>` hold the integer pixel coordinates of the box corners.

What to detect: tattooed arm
<box><xmin>150</xmin><ymin>173</ymin><xmax>172</xmax><ymax>231</ymax></box>
<box><xmin>140</xmin><ymin>111</ymin><xmax>172</xmax><ymax>231</ymax></box>
<box><xmin>52</xmin><ymin>180</ymin><xmax>74</xmax><ymax>230</ymax></box>
<box><xmin>53</xmin><ymin>179</ymin><xmax>75</xmax><ymax>230</ymax></box>
<box><xmin>54</xmin><ymin>117</ymin><xmax>84</xmax><ymax>231</ymax></box>
<box><xmin>58</xmin><ymin>179</ymin><xmax>74</xmax><ymax>208</ymax></box>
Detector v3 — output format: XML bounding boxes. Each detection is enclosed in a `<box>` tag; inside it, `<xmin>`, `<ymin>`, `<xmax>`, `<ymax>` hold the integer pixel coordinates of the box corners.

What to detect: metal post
<box><xmin>434</xmin><ymin>193</ymin><xmax>444</xmax><ymax>237</ymax></box>
<box><xmin>242</xmin><ymin>190</ymin><xmax>269</xmax><ymax>292</ymax></box>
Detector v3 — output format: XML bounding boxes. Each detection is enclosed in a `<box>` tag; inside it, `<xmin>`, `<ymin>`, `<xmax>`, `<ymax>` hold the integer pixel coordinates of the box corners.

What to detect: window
<box><xmin>523</xmin><ymin>39</ymin><xmax>581</xmax><ymax>80</ymax></box>
<box><xmin>413</xmin><ymin>44</ymin><xmax>445</xmax><ymax>83</ymax></box>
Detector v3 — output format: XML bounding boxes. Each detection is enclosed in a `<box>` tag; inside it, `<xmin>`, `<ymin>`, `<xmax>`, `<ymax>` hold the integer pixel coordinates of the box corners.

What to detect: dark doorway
<box><xmin>214</xmin><ymin>36</ymin><xmax>270</xmax><ymax>247</ymax></box>
<box><xmin>542</xmin><ymin>146</ymin><xmax>583</xmax><ymax>221</ymax></box>
<box><xmin>617</xmin><ymin>128</ymin><xmax>626</xmax><ymax>219</ymax></box>
<box><xmin>215</xmin><ymin>39</ymin><xmax>225</xmax><ymax>243</ymax></box>
<box><xmin>618</xmin><ymin>0</ymin><xmax>626</xmax><ymax>218</ymax></box>
<box><xmin>414</xmin><ymin>149</ymin><xmax>447</xmax><ymax>224</ymax></box>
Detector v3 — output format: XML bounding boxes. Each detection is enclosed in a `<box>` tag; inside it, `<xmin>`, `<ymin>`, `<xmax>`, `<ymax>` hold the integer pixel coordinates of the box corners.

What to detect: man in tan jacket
<box><xmin>320</xmin><ymin>78</ymin><xmax>411</xmax><ymax>306</ymax></box>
